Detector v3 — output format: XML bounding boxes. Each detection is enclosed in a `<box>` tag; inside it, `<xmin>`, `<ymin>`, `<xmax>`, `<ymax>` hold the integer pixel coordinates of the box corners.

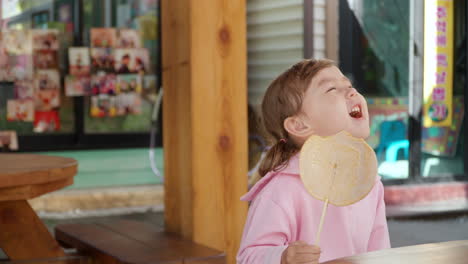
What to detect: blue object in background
<box><xmin>385</xmin><ymin>140</ymin><xmax>410</xmax><ymax>162</ymax></box>
<box><xmin>375</xmin><ymin>120</ymin><xmax>408</xmax><ymax>161</ymax></box>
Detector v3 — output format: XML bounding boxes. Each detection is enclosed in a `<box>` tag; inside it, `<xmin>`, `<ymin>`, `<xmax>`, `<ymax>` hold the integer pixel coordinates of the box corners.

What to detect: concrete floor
<box><xmin>387</xmin><ymin>214</ymin><xmax>468</xmax><ymax>247</ymax></box>
<box><xmin>42</xmin><ymin>211</ymin><xmax>468</xmax><ymax>248</ymax></box>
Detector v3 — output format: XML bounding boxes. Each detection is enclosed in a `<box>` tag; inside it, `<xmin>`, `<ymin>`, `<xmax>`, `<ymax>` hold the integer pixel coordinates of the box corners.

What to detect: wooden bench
<box><xmin>55</xmin><ymin>220</ymin><xmax>225</xmax><ymax>264</ymax></box>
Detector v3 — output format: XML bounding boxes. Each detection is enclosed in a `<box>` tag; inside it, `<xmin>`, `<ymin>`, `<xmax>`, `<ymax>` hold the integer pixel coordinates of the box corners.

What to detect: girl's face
<box><xmin>299</xmin><ymin>66</ymin><xmax>370</xmax><ymax>139</ymax></box>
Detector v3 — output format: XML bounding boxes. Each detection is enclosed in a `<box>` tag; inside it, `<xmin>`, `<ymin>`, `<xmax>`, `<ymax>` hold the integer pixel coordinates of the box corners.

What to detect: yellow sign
<box><xmin>423</xmin><ymin>0</ymin><xmax>454</xmax><ymax>127</ymax></box>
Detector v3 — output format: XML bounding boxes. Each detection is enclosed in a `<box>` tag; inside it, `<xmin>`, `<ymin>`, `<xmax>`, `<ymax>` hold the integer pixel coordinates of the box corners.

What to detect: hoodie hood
<box><xmin>241</xmin><ymin>154</ymin><xmax>300</xmax><ymax>202</ymax></box>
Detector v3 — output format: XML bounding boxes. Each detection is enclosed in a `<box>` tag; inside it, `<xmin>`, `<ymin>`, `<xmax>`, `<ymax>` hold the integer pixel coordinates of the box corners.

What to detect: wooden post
<box><xmin>162</xmin><ymin>1</ymin><xmax>248</xmax><ymax>263</ymax></box>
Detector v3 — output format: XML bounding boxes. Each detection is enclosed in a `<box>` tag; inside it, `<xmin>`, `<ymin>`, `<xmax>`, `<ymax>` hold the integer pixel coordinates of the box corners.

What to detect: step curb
<box><xmin>30</xmin><ymin>185</ymin><xmax>164</xmax><ymax>217</ymax></box>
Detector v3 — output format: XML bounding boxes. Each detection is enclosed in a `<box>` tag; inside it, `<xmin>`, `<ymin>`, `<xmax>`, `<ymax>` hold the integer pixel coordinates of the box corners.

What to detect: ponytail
<box><xmin>258</xmin><ymin>139</ymin><xmax>299</xmax><ymax>177</ymax></box>
<box><xmin>257</xmin><ymin>59</ymin><xmax>335</xmax><ymax>177</ymax></box>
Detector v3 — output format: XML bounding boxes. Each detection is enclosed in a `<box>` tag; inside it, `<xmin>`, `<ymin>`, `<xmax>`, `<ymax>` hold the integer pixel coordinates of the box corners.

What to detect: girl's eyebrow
<box><xmin>318</xmin><ymin>76</ymin><xmax>351</xmax><ymax>87</ymax></box>
<box><xmin>317</xmin><ymin>78</ymin><xmax>333</xmax><ymax>87</ymax></box>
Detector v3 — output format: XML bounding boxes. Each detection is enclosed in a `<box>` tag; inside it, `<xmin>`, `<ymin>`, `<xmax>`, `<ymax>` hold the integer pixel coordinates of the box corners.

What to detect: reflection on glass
<box><xmin>421</xmin><ymin>0</ymin><xmax>465</xmax><ymax>178</ymax></box>
<box><xmin>342</xmin><ymin>0</ymin><xmax>410</xmax><ymax>180</ymax></box>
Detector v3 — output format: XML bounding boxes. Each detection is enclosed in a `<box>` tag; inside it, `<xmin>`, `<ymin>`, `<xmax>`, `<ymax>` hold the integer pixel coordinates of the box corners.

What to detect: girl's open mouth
<box><xmin>349</xmin><ymin>104</ymin><xmax>363</xmax><ymax>118</ymax></box>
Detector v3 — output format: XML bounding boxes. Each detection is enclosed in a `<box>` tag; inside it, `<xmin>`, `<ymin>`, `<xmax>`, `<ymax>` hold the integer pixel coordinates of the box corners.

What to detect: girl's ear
<box><xmin>284</xmin><ymin>115</ymin><xmax>314</xmax><ymax>138</ymax></box>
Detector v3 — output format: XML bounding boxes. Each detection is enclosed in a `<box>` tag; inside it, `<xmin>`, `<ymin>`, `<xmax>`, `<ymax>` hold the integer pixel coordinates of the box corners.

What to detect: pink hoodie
<box><xmin>237</xmin><ymin>155</ymin><xmax>390</xmax><ymax>263</ymax></box>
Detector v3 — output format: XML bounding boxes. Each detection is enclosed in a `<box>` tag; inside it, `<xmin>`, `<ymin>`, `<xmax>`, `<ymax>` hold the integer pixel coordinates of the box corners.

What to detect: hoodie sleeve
<box><xmin>367</xmin><ymin>179</ymin><xmax>391</xmax><ymax>251</ymax></box>
<box><xmin>237</xmin><ymin>196</ymin><xmax>291</xmax><ymax>264</ymax></box>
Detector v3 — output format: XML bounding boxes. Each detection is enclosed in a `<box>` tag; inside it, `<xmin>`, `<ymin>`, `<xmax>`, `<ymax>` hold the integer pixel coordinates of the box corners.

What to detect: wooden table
<box><xmin>0</xmin><ymin>153</ymin><xmax>77</xmax><ymax>261</ymax></box>
<box><xmin>323</xmin><ymin>240</ymin><xmax>468</xmax><ymax>264</ymax></box>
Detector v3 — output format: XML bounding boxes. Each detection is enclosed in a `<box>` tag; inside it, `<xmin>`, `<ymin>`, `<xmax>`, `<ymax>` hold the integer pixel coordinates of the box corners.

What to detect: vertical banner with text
<box><xmin>423</xmin><ymin>0</ymin><xmax>454</xmax><ymax>127</ymax></box>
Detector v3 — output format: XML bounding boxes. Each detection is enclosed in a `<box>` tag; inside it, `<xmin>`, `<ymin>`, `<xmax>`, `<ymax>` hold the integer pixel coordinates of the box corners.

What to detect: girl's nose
<box><xmin>346</xmin><ymin>87</ymin><xmax>357</xmax><ymax>98</ymax></box>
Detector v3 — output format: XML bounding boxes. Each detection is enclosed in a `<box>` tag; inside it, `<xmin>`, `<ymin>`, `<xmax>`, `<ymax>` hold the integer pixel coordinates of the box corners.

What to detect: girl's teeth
<box><xmin>351</xmin><ymin>106</ymin><xmax>360</xmax><ymax>113</ymax></box>
<box><xmin>349</xmin><ymin>105</ymin><xmax>362</xmax><ymax>118</ymax></box>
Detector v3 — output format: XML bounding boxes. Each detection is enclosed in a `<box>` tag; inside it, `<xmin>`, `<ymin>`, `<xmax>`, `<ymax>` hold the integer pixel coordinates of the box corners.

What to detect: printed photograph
<box><xmin>115</xmin><ymin>49</ymin><xmax>135</xmax><ymax>74</ymax></box>
<box><xmin>0</xmin><ymin>131</ymin><xmax>18</xmax><ymax>151</ymax></box>
<box><xmin>90</xmin><ymin>48</ymin><xmax>115</xmax><ymax>72</ymax></box>
<box><xmin>91</xmin><ymin>73</ymin><xmax>117</xmax><ymax>95</ymax></box>
<box><xmin>10</xmin><ymin>55</ymin><xmax>34</xmax><ymax>80</ymax></box>
<box><xmin>31</xmin><ymin>29</ymin><xmax>59</xmax><ymax>50</ymax></box>
<box><xmin>33</xmin><ymin>50</ymin><xmax>58</xmax><ymax>69</ymax></box>
<box><xmin>65</xmin><ymin>76</ymin><xmax>91</xmax><ymax>96</ymax></box>
<box><xmin>69</xmin><ymin>47</ymin><xmax>91</xmax><ymax>76</ymax></box>
<box><xmin>0</xmin><ymin>55</ymin><xmax>33</xmax><ymax>82</ymax></box>
<box><xmin>117</xmin><ymin>29</ymin><xmax>141</xmax><ymax>48</ymax></box>
<box><xmin>3</xmin><ymin>30</ymin><xmax>31</xmax><ymax>54</ymax></box>
<box><xmin>0</xmin><ymin>69</ymin><xmax>13</xmax><ymax>81</ymax></box>
<box><xmin>15</xmin><ymin>80</ymin><xmax>34</xmax><ymax>99</ymax></box>
<box><xmin>90</xmin><ymin>28</ymin><xmax>117</xmax><ymax>48</ymax></box>
<box><xmin>90</xmin><ymin>94</ymin><xmax>117</xmax><ymax>118</ymax></box>
<box><xmin>11</xmin><ymin>55</ymin><xmax>33</xmax><ymax>81</ymax></box>
<box><xmin>33</xmin><ymin>110</ymin><xmax>61</xmax><ymax>132</ymax></box>
<box><xmin>34</xmin><ymin>70</ymin><xmax>61</xmax><ymax>111</ymax></box>
<box><xmin>114</xmin><ymin>49</ymin><xmax>135</xmax><ymax>74</ymax></box>
<box><xmin>133</xmin><ymin>48</ymin><xmax>150</xmax><ymax>74</ymax></box>
<box><xmin>6</xmin><ymin>99</ymin><xmax>34</xmax><ymax>122</ymax></box>
<box><xmin>117</xmin><ymin>74</ymin><xmax>142</xmax><ymax>94</ymax></box>
<box><xmin>115</xmin><ymin>92</ymin><xmax>142</xmax><ymax>116</ymax></box>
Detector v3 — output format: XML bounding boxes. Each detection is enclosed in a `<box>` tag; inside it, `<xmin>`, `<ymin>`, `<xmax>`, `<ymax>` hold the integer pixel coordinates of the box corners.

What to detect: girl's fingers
<box><xmin>294</xmin><ymin>245</ymin><xmax>321</xmax><ymax>254</ymax></box>
<box><xmin>292</xmin><ymin>253</ymin><xmax>320</xmax><ymax>262</ymax></box>
<box><xmin>290</xmin><ymin>240</ymin><xmax>309</xmax><ymax>246</ymax></box>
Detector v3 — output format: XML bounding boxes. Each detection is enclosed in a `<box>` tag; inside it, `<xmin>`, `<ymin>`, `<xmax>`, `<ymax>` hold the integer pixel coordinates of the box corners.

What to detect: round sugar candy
<box><xmin>299</xmin><ymin>131</ymin><xmax>377</xmax><ymax>206</ymax></box>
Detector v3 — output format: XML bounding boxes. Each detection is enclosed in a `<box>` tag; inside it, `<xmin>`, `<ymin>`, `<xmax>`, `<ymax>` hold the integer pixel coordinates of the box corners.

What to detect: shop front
<box><xmin>339</xmin><ymin>0</ymin><xmax>467</xmax><ymax>184</ymax></box>
<box><xmin>0</xmin><ymin>0</ymin><xmax>161</xmax><ymax>151</ymax></box>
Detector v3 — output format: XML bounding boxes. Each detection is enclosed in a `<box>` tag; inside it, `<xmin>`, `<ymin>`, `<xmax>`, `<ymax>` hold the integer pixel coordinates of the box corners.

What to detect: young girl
<box><xmin>237</xmin><ymin>59</ymin><xmax>390</xmax><ymax>264</ymax></box>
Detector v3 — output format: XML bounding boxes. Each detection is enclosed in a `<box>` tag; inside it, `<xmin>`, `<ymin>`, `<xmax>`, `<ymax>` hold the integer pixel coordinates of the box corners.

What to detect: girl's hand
<box><xmin>281</xmin><ymin>241</ymin><xmax>321</xmax><ymax>264</ymax></box>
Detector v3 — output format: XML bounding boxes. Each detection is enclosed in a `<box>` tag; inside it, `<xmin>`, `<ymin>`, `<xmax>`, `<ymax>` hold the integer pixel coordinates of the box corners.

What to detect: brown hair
<box><xmin>258</xmin><ymin>58</ymin><xmax>335</xmax><ymax>177</ymax></box>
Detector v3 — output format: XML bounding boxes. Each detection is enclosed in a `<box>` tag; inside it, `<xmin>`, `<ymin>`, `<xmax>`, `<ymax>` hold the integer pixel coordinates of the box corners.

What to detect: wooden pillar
<box><xmin>162</xmin><ymin>1</ymin><xmax>248</xmax><ymax>263</ymax></box>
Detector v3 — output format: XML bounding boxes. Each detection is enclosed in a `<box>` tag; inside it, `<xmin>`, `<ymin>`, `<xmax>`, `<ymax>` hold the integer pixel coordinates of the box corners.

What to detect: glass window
<box><xmin>340</xmin><ymin>0</ymin><xmax>410</xmax><ymax>180</ymax></box>
<box><xmin>0</xmin><ymin>0</ymin><xmax>75</xmax><ymax>135</ymax></box>
<box><xmin>82</xmin><ymin>0</ymin><xmax>159</xmax><ymax>134</ymax></box>
<box><xmin>421</xmin><ymin>0</ymin><xmax>465</xmax><ymax>178</ymax></box>
<box><xmin>0</xmin><ymin>0</ymin><xmax>160</xmax><ymax>150</ymax></box>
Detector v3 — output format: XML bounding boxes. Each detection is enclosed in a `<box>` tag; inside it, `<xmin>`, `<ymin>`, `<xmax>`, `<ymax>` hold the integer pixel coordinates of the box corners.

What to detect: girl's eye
<box><xmin>326</xmin><ymin>87</ymin><xmax>336</xmax><ymax>93</ymax></box>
